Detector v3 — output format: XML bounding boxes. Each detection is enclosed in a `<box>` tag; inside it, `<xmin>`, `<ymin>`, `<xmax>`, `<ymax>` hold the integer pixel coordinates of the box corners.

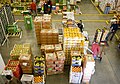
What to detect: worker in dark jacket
<box><xmin>105</xmin><ymin>21</ymin><xmax>118</xmax><ymax>41</ymax></box>
<box><xmin>47</xmin><ymin>0</ymin><xmax>52</xmax><ymax>14</ymax></box>
<box><xmin>77</xmin><ymin>20</ymin><xmax>84</xmax><ymax>32</ymax></box>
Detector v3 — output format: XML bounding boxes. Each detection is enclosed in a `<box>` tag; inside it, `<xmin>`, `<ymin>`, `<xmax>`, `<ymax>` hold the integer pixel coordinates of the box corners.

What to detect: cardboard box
<box><xmin>45</xmin><ymin>52</ymin><xmax>57</xmax><ymax>60</ymax></box>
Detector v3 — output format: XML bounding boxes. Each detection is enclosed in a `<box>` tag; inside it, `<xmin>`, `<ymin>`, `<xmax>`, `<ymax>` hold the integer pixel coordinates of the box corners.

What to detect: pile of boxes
<box><xmin>63</xmin><ymin>27</ymin><xmax>85</xmax><ymax>65</ymax></box>
<box><xmin>42</xmin><ymin>15</ymin><xmax>51</xmax><ymax>29</ymax></box>
<box><xmin>19</xmin><ymin>55</ymin><xmax>33</xmax><ymax>74</ymax></box>
<box><xmin>34</xmin><ymin>16</ymin><xmax>43</xmax><ymax>44</ymax></box>
<box><xmin>69</xmin><ymin>51</ymin><xmax>83</xmax><ymax>84</ymax></box>
<box><xmin>40</xmin><ymin>44</ymin><xmax>65</xmax><ymax>75</ymax></box>
<box><xmin>10</xmin><ymin>43</ymin><xmax>33</xmax><ymax>74</ymax></box>
<box><xmin>40</xmin><ymin>29</ymin><xmax>59</xmax><ymax>44</ymax></box>
<box><xmin>4</xmin><ymin>60</ymin><xmax>22</xmax><ymax>79</ymax></box>
<box><xmin>34</xmin><ymin>15</ymin><xmax>52</xmax><ymax>44</ymax></box>
<box><xmin>82</xmin><ymin>54</ymin><xmax>95</xmax><ymax>83</ymax></box>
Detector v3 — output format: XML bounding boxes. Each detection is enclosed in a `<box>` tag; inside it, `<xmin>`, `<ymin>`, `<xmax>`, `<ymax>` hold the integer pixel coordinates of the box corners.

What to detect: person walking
<box><xmin>77</xmin><ymin>20</ymin><xmax>84</xmax><ymax>32</ymax></box>
<box><xmin>104</xmin><ymin>2</ymin><xmax>111</xmax><ymax>14</ymax></box>
<box><xmin>105</xmin><ymin>21</ymin><xmax>119</xmax><ymax>41</ymax></box>
<box><xmin>30</xmin><ymin>1</ymin><xmax>37</xmax><ymax>16</ymax></box>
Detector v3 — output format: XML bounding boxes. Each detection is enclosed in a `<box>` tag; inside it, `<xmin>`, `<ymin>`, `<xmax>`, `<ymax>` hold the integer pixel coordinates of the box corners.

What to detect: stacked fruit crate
<box><xmin>4</xmin><ymin>60</ymin><xmax>22</xmax><ymax>79</ymax></box>
<box><xmin>34</xmin><ymin>16</ymin><xmax>42</xmax><ymax>44</ymax></box>
<box><xmin>34</xmin><ymin>55</ymin><xmax>45</xmax><ymax>84</ymax></box>
<box><xmin>69</xmin><ymin>51</ymin><xmax>83</xmax><ymax>84</ymax></box>
<box><xmin>63</xmin><ymin>27</ymin><xmax>85</xmax><ymax>65</ymax></box>
<box><xmin>10</xmin><ymin>43</ymin><xmax>32</xmax><ymax>60</ymax></box>
<box><xmin>10</xmin><ymin>44</ymin><xmax>23</xmax><ymax>60</ymax></box>
<box><xmin>40</xmin><ymin>29</ymin><xmax>59</xmax><ymax>44</ymax></box>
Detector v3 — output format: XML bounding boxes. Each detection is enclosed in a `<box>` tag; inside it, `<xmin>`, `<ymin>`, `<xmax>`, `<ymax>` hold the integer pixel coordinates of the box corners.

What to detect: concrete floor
<box><xmin>0</xmin><ymin>0</ymin><xmax>120</xmax><ymax>84</ymax></box>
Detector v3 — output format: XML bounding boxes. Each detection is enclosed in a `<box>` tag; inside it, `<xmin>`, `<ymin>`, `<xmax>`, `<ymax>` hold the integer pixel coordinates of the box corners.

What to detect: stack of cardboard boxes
<box><xmin>40</xmin><ymin>44</ymin><xmax>65</xmax><ymax>75</ymax></box>
<box><xmin>40</xmin><ymin>29</ymin><xmax>59</xmax><ymax>44</ymax></box>
<box><xmin>34</xmin><ymin>16</ymin><xmax>42</xmax><ymax>44</ymax></box>
<box><xmin>34</xmin><ymin>15</ymin><xmax>52</xmax><ymax>44</ymax></box>
<box><xmin>42</xmin><ymin>15</ymin><xmax>51</xmax><ymax>29</ymax></box>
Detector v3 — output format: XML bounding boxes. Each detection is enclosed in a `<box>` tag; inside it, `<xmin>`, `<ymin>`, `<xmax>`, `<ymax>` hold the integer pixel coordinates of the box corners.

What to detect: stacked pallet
<box><xmin>82</xmin><ymin>54</ymin><xmax>95</xmax><ymax>83</ymax></box>
<box><xmin>63</xmin><ymin>27</ymin><xmax>85</xmax><ymax>65</ymax></box>
<box><xmin>34</xmin><ymin>55</ymin><xmax>45</xmax><ymax>84</ymax></box>
<box><xmin>69</xmin><ymin>51</ymin><xmax>83</xmax><ymax>84</ymax></box>
<box><xmin>41</xmin><ymin>44</ymin><xmax>65</xmax><ymax>75</ymax></box>
<box><xmin>4</xmin><ymin>60</ymin><xmax>22</xmax><ymax>79</ymax></box>
<box><xmin>34</xmin><ymin>16</ymin><xmax>42</xmax><ymax>44</ymax></box>
<box><xmin>34</xmin><ymin>15</ymin><xmax>52</xmax><ymax>44</ymax></box>
<box><xmin>40</xmin><ymin>29</ymin><xmax>59</xmax><ymax>44</ymax></box>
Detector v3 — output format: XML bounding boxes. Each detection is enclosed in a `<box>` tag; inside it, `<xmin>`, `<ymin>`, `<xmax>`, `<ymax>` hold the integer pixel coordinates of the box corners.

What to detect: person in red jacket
<box><xmin>30</xmin><ymin>1</ymin><xmax>37</xmax><ymax>16</ymax></box>
<box><xmin>91</xmin><ymin>41</ymin><xmax>100</xmax><ymax>59</ymax></box>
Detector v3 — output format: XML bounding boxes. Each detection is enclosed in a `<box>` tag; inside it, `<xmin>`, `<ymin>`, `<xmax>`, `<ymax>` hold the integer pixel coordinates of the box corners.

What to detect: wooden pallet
<box><xmin>7</xmin><ymin>31</ymin><xmax>22</xmax><ymax>38</ymax></box>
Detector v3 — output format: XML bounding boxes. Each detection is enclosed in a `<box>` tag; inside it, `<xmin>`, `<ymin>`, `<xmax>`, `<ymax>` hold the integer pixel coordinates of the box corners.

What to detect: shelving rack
<box><xmin>0</xmin><ymin>4</ymin><xmax>15</xmax><ymax>46</ymax></box>
<box><xmin>3</xmin><ymin>4</ymin><xmax>15</xmax><ymax>25</ymax></box>
<box><xmin>0</xmin><ymin>7</ymin><xmax>8</xmax><ymax>46</ymax></box>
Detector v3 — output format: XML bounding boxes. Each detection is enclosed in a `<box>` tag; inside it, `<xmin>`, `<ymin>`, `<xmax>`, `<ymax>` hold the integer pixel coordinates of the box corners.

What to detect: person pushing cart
<box><xmin>91</xmin><ymin>41</ymin><xmax>102</xmax><ymax>61</ymax></box>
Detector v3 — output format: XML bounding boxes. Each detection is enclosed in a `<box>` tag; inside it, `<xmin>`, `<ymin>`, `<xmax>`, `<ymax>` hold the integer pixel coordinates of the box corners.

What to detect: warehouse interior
<box><xmin>0</xmin><ymin>0</ymin><xmax>120</xmax><ymax>84</ymax></box>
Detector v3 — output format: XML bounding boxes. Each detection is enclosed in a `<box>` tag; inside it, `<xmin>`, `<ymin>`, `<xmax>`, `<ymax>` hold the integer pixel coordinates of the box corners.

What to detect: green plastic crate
<box><xmin>24</xmin><ymin>15</ymin><xmax>33</xmax><ymax>30</ymax></box>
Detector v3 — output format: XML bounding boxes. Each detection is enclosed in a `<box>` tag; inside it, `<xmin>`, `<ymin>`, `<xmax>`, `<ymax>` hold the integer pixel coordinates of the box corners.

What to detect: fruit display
<box><xmin>34</xmin><ymin>76</ymin><xmax>44</xmax><ymax>83</ymax></box>
<box><xmin>7</xmin><ymin>60</ymin><xmax>19</xmax><ymax>67</ymax></box>
<box><xmin>34</xmin><ymin>55</ymin><xmax>45</xmax><ymax>84</ymax></box>
<box><xmin>34</xmin><ymin>61</ymin><xmax>45</xmax><ymax>75</ymax></box>
<box><xmin>34</xmin><ymin>55</ymin><xmax>44</xmax><ymax>61</ymax></box>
